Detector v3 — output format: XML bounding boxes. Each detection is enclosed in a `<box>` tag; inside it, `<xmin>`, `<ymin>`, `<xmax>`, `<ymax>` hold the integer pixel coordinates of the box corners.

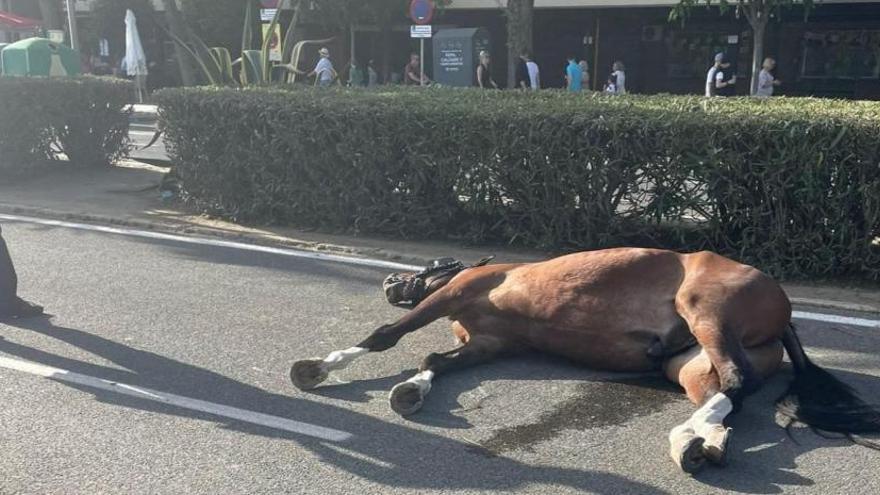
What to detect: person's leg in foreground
<box><xmin>0</xmin><ymin>225</ymin><xmax>43</xmax><ymax>319</ymax></box>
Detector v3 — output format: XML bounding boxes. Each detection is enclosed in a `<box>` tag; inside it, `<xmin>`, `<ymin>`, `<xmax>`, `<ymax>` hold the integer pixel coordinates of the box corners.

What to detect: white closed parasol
<box><xmin>124</xmin><ymin>9</ymin><xmax>148</xmax><ymax>102</ymax></box>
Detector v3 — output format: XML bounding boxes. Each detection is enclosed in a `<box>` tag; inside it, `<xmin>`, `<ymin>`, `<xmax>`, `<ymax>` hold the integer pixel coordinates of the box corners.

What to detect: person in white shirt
<box><xmin>755</xmin><ymin>57</ymin><xmax>781</xmax><ymax>98</ymax></box>
<box><xmin>526</xmin><ymin>54</ymin><xmax>540</xmax><ymax>90</ymax></box>
<box><xmin>706</xmin><ymin>52</ymin><xmax>736</xmax><ymax>97</ymax></box>
<box><xmin>610</xmin><ymin>61</ymin><xmax>626</xmax><ymax>94</ymax></box>
<box><xmin>308</xmin><ymin>47</ymin><xmax>337</xmax><ymax>86</ymax></box>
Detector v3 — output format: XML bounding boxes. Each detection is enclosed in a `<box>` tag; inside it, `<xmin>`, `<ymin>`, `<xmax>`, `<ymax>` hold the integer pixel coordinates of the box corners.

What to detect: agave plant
<box><xmin>163</xmin><ymin>0</ymin><xmax>331</xmax><ymax>87</ymax></box>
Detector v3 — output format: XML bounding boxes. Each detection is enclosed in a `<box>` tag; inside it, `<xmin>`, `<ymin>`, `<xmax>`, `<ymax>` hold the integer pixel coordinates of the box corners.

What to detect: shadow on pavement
<box><xmin>1</xmin><ymin>316</ymin><xmax>670</xmax><ymax>494</ymax></box>
<box><xmin>4</xmin><ymin>316</ymin><xmax>879</xmax><ymax>493</ymax></box>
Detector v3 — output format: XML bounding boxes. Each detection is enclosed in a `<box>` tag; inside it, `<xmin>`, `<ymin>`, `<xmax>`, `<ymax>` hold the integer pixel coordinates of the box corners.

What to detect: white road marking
<box><xmin>2</xmin><ymin>213</ymin><xmax>879</xmax><ymax>328</ymax></box>
<box><xmin>793</xmin><ymin>311</ymin><xmax>880</xmax><ymax>329</ymax></box>
<box><xmin>0</xmin><ymin>356</ymin><xmax>352</xmax><ymax>441</ymax></box>
<box><xmin>0</xmin><ymin>213</ymin><xmax>419</xmax><ymax>272</ymax></box>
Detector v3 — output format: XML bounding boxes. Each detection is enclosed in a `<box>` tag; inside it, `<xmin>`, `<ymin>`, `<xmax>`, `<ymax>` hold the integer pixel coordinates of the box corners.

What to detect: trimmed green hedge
<box><xmin>156</xmin><ymin>87</ymin><xmax>880</xmax><ymax>280</ymax></box>
<box><xmin>0</xmin><ymin>77</ymin><xmax>132</xmax><ymax>169</ymax></box>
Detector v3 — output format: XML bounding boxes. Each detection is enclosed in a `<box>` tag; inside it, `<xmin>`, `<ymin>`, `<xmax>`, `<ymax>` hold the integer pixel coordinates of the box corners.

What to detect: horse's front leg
<box><xmin>290</xmin><ymin>283</ymin><xmax>461</xmax><ymax>391</ymax></box>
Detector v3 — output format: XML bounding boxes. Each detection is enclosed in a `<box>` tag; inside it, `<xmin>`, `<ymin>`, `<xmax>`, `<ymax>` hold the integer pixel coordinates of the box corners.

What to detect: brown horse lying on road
<box><xmin>291</xmin><ymin>248</ymin><xmax>880</xmax><ymax>473</ymax></box>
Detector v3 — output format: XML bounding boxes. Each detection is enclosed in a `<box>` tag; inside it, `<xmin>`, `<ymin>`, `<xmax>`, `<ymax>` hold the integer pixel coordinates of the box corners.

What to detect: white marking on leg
<box><xmin>404</xmin><ymin>370</ymin><xmax>434</xmax><ymax>395</ymax></box>
<box><xmin>689</xmin><ymin>392</ymin><xmax>732</xmax><ymax>438</ymax></box>
<box><xmin>669</xmin><ymin>392</ymin><xmax>732</xmax><ymax>456</ymax></box>
<box><xmin>321</xmin><ymin>347</ymin><xmax>368</xmax><ymax>372</ymax></box>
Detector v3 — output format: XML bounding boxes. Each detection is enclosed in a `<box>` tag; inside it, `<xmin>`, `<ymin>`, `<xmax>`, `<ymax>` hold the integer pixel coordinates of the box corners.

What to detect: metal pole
<box><xmin>592</xmin><ymin>16</ymin><xmax>600</xmax><ymax>91</ymax></box>
<box><xmin>420</xmin><ymin>38</ymin><xmax>425</xmax><ymax>86</ymax></box>
<box><xmin>65</xmin><ymin>0</ymin><xmax>80</xmax><ymax>51</ymax></box>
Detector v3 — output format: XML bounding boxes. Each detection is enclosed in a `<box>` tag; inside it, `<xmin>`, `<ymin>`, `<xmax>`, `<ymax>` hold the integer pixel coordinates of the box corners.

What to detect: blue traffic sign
<box><xmin>409</xmin><ymin>0</ymin><xmax>435</xmax><ymax>25</ymax></box>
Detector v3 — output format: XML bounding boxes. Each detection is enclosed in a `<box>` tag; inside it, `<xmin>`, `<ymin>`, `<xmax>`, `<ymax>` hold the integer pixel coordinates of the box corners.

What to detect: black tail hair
<box><xmin>777</xmin><ymin>323</ymin><xmax>880</xmax><ymax>449</ymax></box>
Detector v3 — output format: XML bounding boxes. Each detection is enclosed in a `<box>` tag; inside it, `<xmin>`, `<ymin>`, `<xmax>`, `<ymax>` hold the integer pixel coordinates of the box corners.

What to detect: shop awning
<box><xmin>0</xmin><ymin>11</ymin><xmax>42</xmax><ymax>32</ymax></box>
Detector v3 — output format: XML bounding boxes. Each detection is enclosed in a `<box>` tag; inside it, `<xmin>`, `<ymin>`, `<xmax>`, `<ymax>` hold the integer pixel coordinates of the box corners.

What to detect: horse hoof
<box><xmin>702</xmin><ymin>426</ymin><xmax>732</xmax><ymax>466</ymax></box>
<box><xmin>671</xmin><ymin>432</ymin><xmax>707</xmax><ymax>475</ymax></box>
<box><xmin>290</xmin><ymin>359</ymin><xmax>328</xmax><ymax>391</ymax></box>
<box><xmin>389</xmin><ymin>381</ymin><xmax>425</xmax><ymax>416</ymax></box>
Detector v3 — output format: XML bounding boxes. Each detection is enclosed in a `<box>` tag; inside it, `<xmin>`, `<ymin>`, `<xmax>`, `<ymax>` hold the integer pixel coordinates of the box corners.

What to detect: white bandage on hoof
<box><xmin>669</xmin><ymin>423</ymin><xmax>707</xmax><ymax>474</ymax></box>
<box><xmin>690</xmin><ymin>393</ymin><xmax>733</xmax><ymax>466</ymax></box>
<box><xmin>389</xmin><ymin>370</ymin><xmax>434</xmax><ymax>416</ymax></box>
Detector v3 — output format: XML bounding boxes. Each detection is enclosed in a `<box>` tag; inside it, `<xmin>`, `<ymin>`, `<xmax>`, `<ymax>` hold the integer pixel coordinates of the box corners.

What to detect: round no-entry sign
<box><xmin>410</xmin><ymin>0</ymin><xmax>435</xmax><ymax>25</ymax></box>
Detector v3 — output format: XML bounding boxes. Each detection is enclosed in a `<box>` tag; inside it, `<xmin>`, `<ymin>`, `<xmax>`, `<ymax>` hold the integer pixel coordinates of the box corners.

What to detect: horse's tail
<box><xmin>776</xmin><ymin>323</ymin><xmax>880</xmax><ymax>449</ymax></box>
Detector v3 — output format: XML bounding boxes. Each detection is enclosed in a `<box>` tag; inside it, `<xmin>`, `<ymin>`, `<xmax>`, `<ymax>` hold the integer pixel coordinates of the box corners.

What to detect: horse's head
<box><xmin>383</xmin><ymin>256</ymin><xmax>494</xmax><ymax>308</ymax></box>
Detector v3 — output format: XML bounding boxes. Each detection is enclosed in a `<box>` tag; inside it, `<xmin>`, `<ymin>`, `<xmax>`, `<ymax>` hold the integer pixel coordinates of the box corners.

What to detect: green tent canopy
<box><xmin>1</xmin><ymin>37</ymin><xmax>81</xmax><ymax>77</ymax></box>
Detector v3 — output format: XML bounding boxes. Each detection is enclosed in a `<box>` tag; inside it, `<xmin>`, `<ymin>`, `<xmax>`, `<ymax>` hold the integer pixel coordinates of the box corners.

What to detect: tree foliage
<box><xmin>179</xmin><ymin>0</ymin><xmax>252</xmax><ymax>55</ymax></box>
<box><xmin>669</xmin><ymin>0</ymin><xmax>815</xmax><ymax>23</ymax></box>
<box><xmin>88</xmin><ymin>0</ymin><xmax>156</xmax><ymax>60</ymax></box>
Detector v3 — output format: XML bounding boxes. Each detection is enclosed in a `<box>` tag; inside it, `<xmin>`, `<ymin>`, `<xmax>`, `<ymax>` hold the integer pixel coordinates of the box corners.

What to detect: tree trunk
<box><xmin>0</xmin><ymin>0</ymin><xmax>8</xmax><ymax>42</ymax></box>
<box><xmin>379</xmin><ymin>10</ymin><xmax>392</xmax><ymax>83</ymax></box>
<box><xmin>38</xmin><ymin>0</ymin><xmax>63</xmax><ymax>30</ymax></box>
<box><xmin>750</xmin><ymin>18</ymin><xmax>767</xmax><ymax>96</ymax></box>
<box><xmin>505</xmin><ymin>0</ymin><xmax>535</xmax><ymax>89</ymax></box>
<box><xmin>161</xmin><ymin>0</ymin><xmax>196</xmax><ymax>86</ymax></box>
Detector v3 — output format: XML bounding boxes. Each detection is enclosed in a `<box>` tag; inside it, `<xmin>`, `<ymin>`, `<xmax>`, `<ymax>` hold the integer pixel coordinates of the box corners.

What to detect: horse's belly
<box><xmin>527</xmin><ymin>325</ymin><xmax>671</xmax><ymax>372</ymax></box>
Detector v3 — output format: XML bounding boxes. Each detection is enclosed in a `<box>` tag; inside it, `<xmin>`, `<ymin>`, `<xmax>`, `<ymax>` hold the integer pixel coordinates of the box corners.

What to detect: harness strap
<box><xmin>383</xmin><ymin>256</ymin><xmax>495</xmax><ymax>308</ymax></box>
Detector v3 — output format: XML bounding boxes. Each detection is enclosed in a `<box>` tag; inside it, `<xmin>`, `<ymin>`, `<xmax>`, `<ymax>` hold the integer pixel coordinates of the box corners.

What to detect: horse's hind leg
<box><xmin>389</xmin><ymin>333</ymin><xmax>523</xmax><ymax>416</ymax></box>
<box><xmin>664</xmin><ymin>341</ymin><xmax>783</xmax><ymax>473</ymax></box>
<box><xmin>664</xmin><ymin>346</ymin><xmax>725</xmax><ymax>473</ymax></box>
<box><xmin>290</xmin><ymin>289</ymin><xmax>458</xmax><ymax>391</ymax></box>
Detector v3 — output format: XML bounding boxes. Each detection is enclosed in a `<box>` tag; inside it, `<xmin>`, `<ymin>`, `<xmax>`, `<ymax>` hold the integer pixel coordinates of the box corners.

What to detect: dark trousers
<box><xmin>0</xmin><ymin>226</ymin><xmax>19</xmax><ymax>314</ymax></box>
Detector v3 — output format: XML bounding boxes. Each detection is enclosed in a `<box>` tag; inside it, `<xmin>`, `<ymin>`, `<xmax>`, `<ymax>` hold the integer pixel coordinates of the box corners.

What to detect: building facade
<box><xmin>442</xmin><ymin>0</ymin><xmax>880</xmax><ymax>98</ymax></box>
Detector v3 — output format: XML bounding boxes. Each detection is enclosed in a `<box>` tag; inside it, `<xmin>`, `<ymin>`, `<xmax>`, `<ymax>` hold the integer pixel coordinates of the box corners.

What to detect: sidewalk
<box><xmin>0</xmin><ymin>161</ymin><xmax>877</xmax><ymax>314</ymax></box>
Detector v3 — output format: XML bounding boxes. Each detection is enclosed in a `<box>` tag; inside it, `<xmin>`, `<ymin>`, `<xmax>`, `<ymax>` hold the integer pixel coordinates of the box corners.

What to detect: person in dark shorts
<box><xmin>0</xmin><ymin>225</ymin><xmax>43</xmax><ymax>320</ymax></box>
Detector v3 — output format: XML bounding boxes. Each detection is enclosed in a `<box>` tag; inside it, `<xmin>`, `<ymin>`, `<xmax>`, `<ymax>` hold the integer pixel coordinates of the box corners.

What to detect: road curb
<box><xmin>787</xmin><ymin>297</ymin><xmax>879</xmax><ymax>315</ymax></box>
<box><xmin>1</xmin><ymin>203</ymin><xmax>878</xmax><ymax>316</ymax></box>
<box><xmin>0</xmin><ymin>203</ymin><xmax>429</xmax><ymax>268</ymax></box>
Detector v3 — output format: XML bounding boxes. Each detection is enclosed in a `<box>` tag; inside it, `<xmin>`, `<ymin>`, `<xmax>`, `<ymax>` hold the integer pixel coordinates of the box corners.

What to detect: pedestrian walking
<box><xmin>516</xmin><ymin>52</ymin><xmax>531</xmax><ymax>90</ymax></box>
<box><xmin>404</xmin><ymin>53</ymin><xmax>430</xmax><ymax>85</ymax></box>
<box><xmin>527</xmin><ymin>54</ymin><xmax>541</xmax><ymax>90</ymax></box>
<box><xmin>579</xmin><ymin>60</ymin><xmax>590</xmax><ymax>90</ymax></box>
<box><xmin>308</xmin><ymin>47</ymin><xmax>337</xmax><ymax>87</ymax></box>
<box><xmin>755</xmin><ymin>57</ymin><xmax>782</xmax><ymax>98</ymax></box>
<box><xmin>610</xmin><ymin>61</ymin><xmax>626</xmax><ymax>94</ymax></box>
<box><xmin>367</xmin><ymin>59</ymin><xmax>379</xmax><ymax>87</ymax></box>
<box><xmin>706</xmin><ymin>52</ymin><xmax>736</xmax><ymax>97</ymax></box>
<box><xmin>347</xmin><ymin>59</ymin><xmax>365</xmax><ymax>87</ymax></box>
<box><xmin>565</xmin><ymin>55</ymin><xmax>583</xmax><ymax>92</ymax></box>
<box><xmin>476</xmin><ymin>51</ymin><xmax>498</xmax><ymax>89</ymax></box>
<box><xmin>0</xmin><ymin>226</ymin><xmax>43</xmax><ymax>320</ymax></box>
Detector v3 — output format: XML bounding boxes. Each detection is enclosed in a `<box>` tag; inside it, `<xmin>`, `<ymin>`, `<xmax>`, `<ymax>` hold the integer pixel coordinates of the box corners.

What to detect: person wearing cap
<box><xmin>308</xmin><ymin>47</ymin><xmax>337</xmax><ymax>87</ymax></box>
<box><xmin>0</xmin><ymin>225</ymin><xmax>43</xmax><ymax>320</ymax></box>
<box><xmin>706</xmin><ymin>52</ymin><xmax>736</xmax><ymax>97</ymax></box>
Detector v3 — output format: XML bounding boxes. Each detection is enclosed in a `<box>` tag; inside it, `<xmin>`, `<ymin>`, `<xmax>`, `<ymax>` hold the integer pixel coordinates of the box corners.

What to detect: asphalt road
<box><xmin>1</xmin><ymin>220</ymin><xmax>879</xmax><ymax>495</ymax></box>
